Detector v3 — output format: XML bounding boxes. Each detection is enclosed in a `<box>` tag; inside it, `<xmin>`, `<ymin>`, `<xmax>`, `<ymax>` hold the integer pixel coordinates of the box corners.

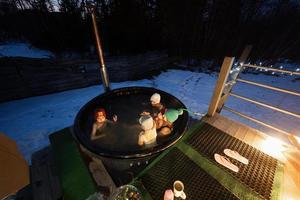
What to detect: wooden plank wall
<box><xmin>0</xmin><ymin>58</ymin><xmax>95</xmax><ymax>102</ymax></box>
<box><xmin>0</xmin><ymin>52</ymin><xmax>170</xmax><ymax>102</ymax></box>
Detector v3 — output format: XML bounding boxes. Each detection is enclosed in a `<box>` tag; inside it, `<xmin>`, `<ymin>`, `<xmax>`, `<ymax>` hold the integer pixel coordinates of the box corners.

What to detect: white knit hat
<box><xmin>139</xmin><ymin>115</ymin><xmax>154</xmax><ymax>130</ymax></box>
<box><xmin>150</xmin><ymin>93</ymin><xmax>161</xmax><ymax>104</ymax></box>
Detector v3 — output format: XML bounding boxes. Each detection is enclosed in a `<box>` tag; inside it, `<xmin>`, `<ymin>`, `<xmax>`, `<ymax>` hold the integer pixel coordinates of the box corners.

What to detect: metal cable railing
<box><xmin>229</xmin><ymin>92</ymin><xmax>300</xmax><ymax>119</ymax></box>
<box><xmin>243</xmin><ymin>64</ymin><xmax>300</xmax><ymax>76</ymax></box>
<box><xmin>236</xmin><ymin>78</ymin><xmax>300</xmax><ymax>97</ymax></box>
<box><xmin>223</xmin><ymin>106</ymin><xmax>291</xmax><ymax>136</ymax></box>
<box><xmin>213</xmin><ymin>60</ymin><xmax>300</xmax><ymax>138</ymax></box>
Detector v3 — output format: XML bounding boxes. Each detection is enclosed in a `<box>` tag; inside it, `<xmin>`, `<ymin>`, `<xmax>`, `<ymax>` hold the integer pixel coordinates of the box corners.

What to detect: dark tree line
<box><xmin>0</xmin><ymin>0</ymin><xmax>300</xmax><ymax>61</ymax></box>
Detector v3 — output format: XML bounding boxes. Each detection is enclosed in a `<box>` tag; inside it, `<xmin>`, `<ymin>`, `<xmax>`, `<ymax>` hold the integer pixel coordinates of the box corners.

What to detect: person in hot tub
<box><xmin>141</xmin><ymin>93</ymin><xmax>166</xmax><ymax>117</ymax></box>
<box><xmin>155</xmin><ymin>108</ymin><xmax>184</xmax><ymax>136</ymax></box>
<box><xmin>138</xmin><ymin>115</ymin><xmax>157</xmax><ymax>146</ymax></box>
<box><xmin>91</xmin><ymin>108</ymin><xmax>117</xmax><ymax>140</ymax></box>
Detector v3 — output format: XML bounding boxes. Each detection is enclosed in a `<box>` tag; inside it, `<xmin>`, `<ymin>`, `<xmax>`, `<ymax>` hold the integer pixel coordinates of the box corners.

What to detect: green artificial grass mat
<box><xmin>270</xmin><ymin>162</ymin><xmax>284</xmax><ymax>200</ymax></box>
<box><xmin>49</xmin><ymin>127</ymin><xmax>96</xmax><ymax>200</ymax></box>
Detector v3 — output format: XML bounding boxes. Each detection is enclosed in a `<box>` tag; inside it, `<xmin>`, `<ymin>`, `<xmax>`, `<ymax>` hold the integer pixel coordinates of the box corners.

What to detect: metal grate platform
<box><xmin>187</xmin><ymin>123</ymin><xmax>278</xmax><ymax>200</ymax></box>
<box><xmin>140</xmin><ymin>148</ymin><xmax>238</xmax><ymax>200</ymax></box>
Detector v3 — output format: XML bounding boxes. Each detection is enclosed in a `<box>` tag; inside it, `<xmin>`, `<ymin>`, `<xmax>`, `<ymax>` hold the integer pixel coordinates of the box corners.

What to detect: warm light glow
<box><xmin>260</xmin><ymin>137</ymin><xmax>287</xmax><ymax>160</ymax></box>
<box><xmin>291</xmin><ymin>135</ymin><xmax>300</xmax><ymax>146</ymax></box>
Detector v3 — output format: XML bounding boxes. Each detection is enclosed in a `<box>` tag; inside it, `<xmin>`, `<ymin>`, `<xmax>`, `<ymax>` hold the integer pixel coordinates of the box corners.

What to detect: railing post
<box><xmin>238</xmin><ymin>45</ymin><xmax>253</xmax><ymax>64</ymax></box>
<box><xmin>216</xmin><ymin>45</ymin><xmax>253</xmax><ymax>112</ymax></box>
<box><xmin>207</xmin><ymin>57</ymin><xmax>234</xmax><ymax>117</ymax></box>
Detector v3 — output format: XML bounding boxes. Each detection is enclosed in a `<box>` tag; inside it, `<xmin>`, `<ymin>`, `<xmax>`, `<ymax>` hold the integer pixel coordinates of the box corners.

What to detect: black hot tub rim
<box><xmin>73</xmin><ymin>86</ymin><xmax>188</xmax><ymax>159</ymax></box>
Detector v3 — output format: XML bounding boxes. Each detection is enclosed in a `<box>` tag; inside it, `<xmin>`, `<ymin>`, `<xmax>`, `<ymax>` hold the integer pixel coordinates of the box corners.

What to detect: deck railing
<box><xmin>208</xmin><ymin>49</ymin><xmax>300</xmax><ymax>142</ymax></box>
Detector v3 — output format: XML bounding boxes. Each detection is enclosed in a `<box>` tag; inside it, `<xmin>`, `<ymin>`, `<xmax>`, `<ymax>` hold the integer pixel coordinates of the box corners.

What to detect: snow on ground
<box><xmin>0</xmin><ymin>69</ymin><xmax>299</xmax><ymax>162</ymax></box>
<box><xmin>0</xmin><ymin>42</ymin><xmax>54</xmax><ymax>58</ymax></box>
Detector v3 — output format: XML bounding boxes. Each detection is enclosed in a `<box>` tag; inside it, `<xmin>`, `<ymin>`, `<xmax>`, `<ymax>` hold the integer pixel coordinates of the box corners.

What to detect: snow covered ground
<box><xmin>0</xmin><ymin>42</ymin><xmax>54</xmax><ymax>58</ymax></box>
<box><xmin>0</xmin><ymin>69</ymin><xmax>299</xmax><ymax>162</ymax></box>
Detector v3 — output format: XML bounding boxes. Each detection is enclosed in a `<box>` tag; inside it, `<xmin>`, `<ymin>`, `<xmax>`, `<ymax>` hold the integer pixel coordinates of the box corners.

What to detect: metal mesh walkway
<box><xmin>140</xmin><ymin>148</ymin><xmax>239</xmax><ymax>200</ymax></box>
<box><xmin>187</xmin><ymin>123</ymin><xmax>278</xmax><ymax>200</ymax></box>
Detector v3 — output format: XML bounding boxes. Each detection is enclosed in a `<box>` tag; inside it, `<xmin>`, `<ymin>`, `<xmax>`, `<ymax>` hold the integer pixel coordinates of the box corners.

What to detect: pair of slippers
<box><xmin>214</xmin><ymin>149</ymin><xmax>249</xmax><ymax>173</ymax></box>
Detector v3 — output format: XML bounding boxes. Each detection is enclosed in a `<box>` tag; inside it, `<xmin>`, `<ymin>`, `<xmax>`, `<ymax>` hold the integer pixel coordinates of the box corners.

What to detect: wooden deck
<box><xmin>204</xmin><ymin>114</ymin><xmax>300</xmax><ymax>200</ymax></box>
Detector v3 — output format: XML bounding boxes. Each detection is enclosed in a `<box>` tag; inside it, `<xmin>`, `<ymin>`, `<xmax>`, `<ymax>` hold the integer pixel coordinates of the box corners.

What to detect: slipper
<box><xmin>224</xmin><ymin>149</ymin><xmax>249</xmax><ymax>165</ymax></box>
<box><xmin>214</xmin><ymin>153</ymin><xmax>239</xmax><ymax>172</ymax></box>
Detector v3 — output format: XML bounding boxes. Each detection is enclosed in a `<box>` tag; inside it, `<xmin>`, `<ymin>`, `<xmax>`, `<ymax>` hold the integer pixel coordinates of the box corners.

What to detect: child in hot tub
<box><xmin>91</xmin><ymin>108</ymin><xmax>117</xmax><ymax>140</ymax></box>
<box><xmin>141</xmin><ymin>93</ymin><xmax>166</xmax><ymax>117</ymax></box>
<box><xmin>154</xmin><ymin>108</ymin><xmax>184</xmax><ymax>136</ymax></box>
<box><xmin>138</xmin><ymin>115</ymin><xmax>157</xmax><ymax>146</ymax></box>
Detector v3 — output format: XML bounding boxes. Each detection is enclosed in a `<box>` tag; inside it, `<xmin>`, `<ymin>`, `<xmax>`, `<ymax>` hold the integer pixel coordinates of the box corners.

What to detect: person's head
<box><xmin>94</xmin><ymin>108</ymin><xmax>106</xmax><ymax>123</ymax></box>
<box><xmin>157</xmin><ymin>112</ymin><xmax>163</xmax><ymax>119</ymax></box>
<box><xmin>150</xmin><ymin>93</ymin><xmax>161</xmax><ymax>105</ymax></box>
<box><xmin>139</xmin><ymin>115</ymin><xmax>154</xmax><ymax>131</ymax></box>
<box><xmin>164</xmin><ymin>108</ymin><xmax>184</xmax><ymax>123</ymax></box>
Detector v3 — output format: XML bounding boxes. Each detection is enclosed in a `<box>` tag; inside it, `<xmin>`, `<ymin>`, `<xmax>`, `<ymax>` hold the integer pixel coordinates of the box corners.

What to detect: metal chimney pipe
<box><xmin>90</xmin><ymin>7</ymin><xmax>110</xmax><ymax>92</ymax></box>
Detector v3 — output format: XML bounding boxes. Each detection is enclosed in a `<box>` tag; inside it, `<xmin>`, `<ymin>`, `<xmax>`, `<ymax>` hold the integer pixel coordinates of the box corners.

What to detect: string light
<box><xmin>272</xmin><ymin>72</ymin><xmax>275</xmax><ymax>75</ymax></box>
<box><xmin>279</xmin><ymin>66</ymin><xmax>283</xmax><ymax>69</ymax></box>
<box><xmin>259</xmin><ymin>62</ymin><xmax>262</xmax><ymax>65</ymax></box>
<box><xmin>296</xmin><ymin>68</ymin><xmax>300</xmax><ymax>72</ymax></box>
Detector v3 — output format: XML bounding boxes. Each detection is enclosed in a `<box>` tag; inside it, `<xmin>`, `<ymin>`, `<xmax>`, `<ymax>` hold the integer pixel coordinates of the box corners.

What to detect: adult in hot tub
<box><xmin>91</xmin><ymin>108</ymin><xmax>117</xmax><ymax>140</ymax></box>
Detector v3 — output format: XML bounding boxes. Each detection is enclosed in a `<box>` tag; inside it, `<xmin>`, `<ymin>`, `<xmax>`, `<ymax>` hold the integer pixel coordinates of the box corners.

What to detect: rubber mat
<box><xmin>140</xmin><ymin>148</ymin><xmax>238</xmax><ymax>200</ymax></box>
<box><xmin>187</xmin><ymin>123</ymin><xmax>278</xmax><ymax>200</ymax></box>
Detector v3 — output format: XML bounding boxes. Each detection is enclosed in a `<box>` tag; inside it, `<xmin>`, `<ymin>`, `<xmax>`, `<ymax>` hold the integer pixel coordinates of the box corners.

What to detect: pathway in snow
<box><xmin>0</xmin><ymin>70</ymin><xmax>299</xmax><ymax>161</ymax></box>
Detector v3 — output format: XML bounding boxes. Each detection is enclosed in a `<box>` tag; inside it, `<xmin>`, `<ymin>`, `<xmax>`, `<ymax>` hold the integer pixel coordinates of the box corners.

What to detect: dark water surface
<box><xmin>90</xmin><ymin>93</ymin><xmax>161</xmax><ymax>152</ymax></box>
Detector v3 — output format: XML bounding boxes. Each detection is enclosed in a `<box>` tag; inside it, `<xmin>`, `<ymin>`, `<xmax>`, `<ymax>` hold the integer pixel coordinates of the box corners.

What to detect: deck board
<box><xmin>204</xmin><ymin>113</ymin><xmax>300</xmax><ymax>200</ymax></box>
<box><xmin>31</xmin><ymin>147</ymin><xmax>62</xmax><ymax>200</ymax></box>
